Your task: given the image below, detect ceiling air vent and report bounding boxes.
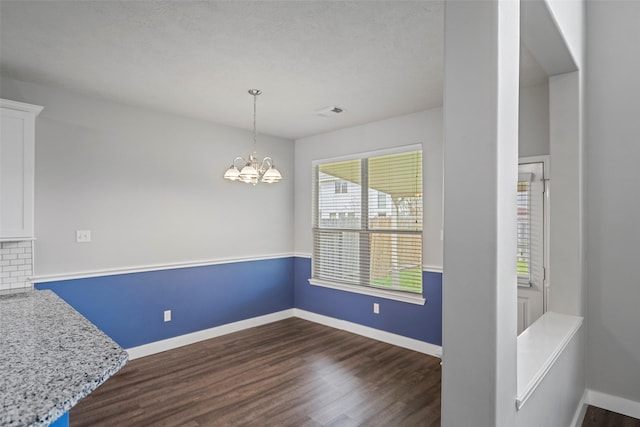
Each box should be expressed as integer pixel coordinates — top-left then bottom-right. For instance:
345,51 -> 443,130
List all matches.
316,105 -> 346,117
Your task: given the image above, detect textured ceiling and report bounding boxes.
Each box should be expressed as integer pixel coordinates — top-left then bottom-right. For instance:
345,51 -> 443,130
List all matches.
0,1 -> 545,140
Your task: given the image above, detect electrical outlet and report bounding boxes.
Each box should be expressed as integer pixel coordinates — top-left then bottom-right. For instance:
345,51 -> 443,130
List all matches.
373,303 -> 380,314
164,310 -> 171,322
76,230 -> 91,243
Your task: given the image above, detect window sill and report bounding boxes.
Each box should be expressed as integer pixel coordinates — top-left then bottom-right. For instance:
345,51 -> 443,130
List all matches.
516,311 -> 583,410
308,278 -> 426,305
0,237 -> 36,242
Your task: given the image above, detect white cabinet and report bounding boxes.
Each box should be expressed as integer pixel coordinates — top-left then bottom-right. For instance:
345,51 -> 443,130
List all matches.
1,99 -> 43,240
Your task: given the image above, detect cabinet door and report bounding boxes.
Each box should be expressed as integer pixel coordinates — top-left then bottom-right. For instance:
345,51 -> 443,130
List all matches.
1,107 -> 35,238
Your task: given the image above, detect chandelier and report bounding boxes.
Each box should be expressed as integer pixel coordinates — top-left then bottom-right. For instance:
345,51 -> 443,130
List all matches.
223,89 -> 282,185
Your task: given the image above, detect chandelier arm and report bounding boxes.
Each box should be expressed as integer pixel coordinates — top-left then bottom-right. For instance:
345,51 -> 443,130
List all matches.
232,156 -> 246,169
259,157 -> 273,173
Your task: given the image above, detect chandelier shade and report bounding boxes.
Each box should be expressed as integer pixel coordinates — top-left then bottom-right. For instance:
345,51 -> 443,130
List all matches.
224,89 -> 282,185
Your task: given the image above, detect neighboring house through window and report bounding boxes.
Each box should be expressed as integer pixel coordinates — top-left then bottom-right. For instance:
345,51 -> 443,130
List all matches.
334,180 -> 348,194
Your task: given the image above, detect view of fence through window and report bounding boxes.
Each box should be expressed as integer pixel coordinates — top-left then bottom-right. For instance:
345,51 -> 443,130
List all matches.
312,149 -> 423,294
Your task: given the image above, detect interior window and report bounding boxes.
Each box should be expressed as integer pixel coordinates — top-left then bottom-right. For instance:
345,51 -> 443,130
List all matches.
517,161 -> 547,334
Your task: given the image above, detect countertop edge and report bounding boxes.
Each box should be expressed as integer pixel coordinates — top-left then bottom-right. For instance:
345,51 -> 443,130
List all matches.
33,351 -> 129,427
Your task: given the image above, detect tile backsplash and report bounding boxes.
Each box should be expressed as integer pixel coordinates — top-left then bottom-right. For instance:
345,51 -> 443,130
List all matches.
0,241 -> 33,292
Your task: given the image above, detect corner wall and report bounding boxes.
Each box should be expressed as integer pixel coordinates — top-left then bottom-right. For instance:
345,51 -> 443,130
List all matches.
3,76 -> 443,354
585,0 -> 640,407
441,2 -> 519,425
519,81 -> 550,158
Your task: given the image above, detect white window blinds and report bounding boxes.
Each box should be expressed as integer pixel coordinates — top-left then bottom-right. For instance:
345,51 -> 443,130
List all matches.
517,174 -> 532,285
312,148 -> 423,294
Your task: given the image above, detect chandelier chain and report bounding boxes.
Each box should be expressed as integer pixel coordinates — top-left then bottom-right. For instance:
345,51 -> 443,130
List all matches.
253,91 -> 257,150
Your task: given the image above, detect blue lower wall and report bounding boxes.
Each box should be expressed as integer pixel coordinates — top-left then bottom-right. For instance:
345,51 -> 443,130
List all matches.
50,412 -> 69,427
36,258 -> 295,348
294,257 -> 442,346
37,256 -> 442,349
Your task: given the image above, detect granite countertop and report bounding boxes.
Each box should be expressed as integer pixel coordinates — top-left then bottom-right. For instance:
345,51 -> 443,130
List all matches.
0,290 -> 128,426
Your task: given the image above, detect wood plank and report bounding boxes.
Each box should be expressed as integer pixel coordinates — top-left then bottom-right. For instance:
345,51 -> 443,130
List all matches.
582,406 -> 640,427
71,318 -> 441,426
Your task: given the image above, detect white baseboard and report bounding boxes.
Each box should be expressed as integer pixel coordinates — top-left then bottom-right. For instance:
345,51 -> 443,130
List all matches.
126,308 -> 443,361
584,389 -> 640,420
570,389 -> 589,427
293,308 -> 442,358
126,309 -> 294,359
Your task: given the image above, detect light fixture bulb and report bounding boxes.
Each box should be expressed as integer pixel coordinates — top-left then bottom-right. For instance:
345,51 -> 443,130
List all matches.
224,165 -> 240,181
261,166 -> 282,183
239,164 -> 259,180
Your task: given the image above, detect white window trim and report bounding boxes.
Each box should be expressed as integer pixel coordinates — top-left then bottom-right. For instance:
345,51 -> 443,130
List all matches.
311,143 -> 425,305
311,143 -> 423,168
308,278 -> 426,305
519,155 -> 551,311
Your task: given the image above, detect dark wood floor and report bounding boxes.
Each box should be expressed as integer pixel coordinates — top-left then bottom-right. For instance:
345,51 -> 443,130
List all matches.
582,406 -> 640,427
72,317 -> 640,427
71,318 -> 441,427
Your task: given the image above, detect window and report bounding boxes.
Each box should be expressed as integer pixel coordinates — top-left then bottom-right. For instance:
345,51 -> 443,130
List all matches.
311,147 -> 423,300
334,180 -> 348,194
516,160 -> 547,334
517,177 -> 531,285
377,192 -> 387,209
517,167 -> 545,289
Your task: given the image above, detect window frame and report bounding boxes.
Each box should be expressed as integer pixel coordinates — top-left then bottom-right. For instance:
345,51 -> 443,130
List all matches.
309,144 -> 426,305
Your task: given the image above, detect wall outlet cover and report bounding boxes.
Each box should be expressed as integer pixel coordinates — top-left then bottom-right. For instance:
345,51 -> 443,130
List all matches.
76,230 -> 91,243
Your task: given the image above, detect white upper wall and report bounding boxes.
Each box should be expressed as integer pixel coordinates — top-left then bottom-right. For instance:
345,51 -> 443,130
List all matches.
548,71 -> 583,316
294,109 -> 443,270
0,77 -> 295,276
546,0 -> 585,68
519,81 -> 549,158
585,0 -> 640,404
0,72 -> 548,278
